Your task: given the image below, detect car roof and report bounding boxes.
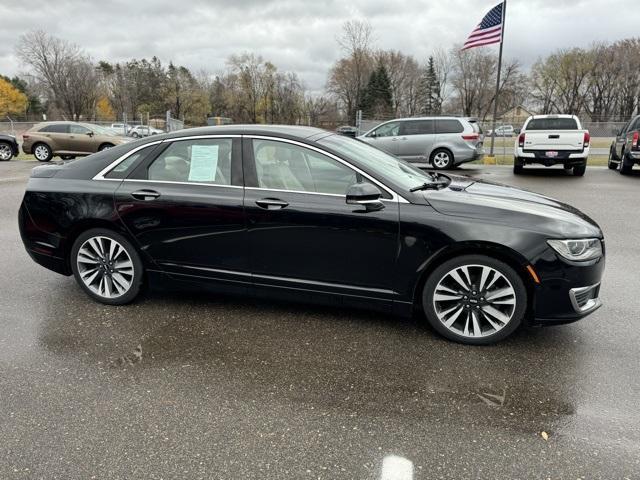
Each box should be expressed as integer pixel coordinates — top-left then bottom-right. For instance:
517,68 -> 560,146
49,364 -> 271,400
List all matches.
160,124 -> 328,140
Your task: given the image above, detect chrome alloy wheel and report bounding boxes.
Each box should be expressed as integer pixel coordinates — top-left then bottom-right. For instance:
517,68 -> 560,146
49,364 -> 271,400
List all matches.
76,236 -> 135,299
0,143 -> 12,160
34,144 -> 50,161
432,264 -> 517,338
433,151 -> 451,168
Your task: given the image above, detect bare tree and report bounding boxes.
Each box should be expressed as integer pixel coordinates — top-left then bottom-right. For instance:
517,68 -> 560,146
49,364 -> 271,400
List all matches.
16,30 -> 98,119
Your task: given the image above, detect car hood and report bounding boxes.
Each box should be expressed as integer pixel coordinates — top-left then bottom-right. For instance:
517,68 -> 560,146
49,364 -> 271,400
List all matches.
424,175 -> 602,238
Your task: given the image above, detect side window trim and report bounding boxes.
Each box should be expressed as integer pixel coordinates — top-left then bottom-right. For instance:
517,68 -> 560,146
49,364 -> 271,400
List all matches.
244,135 -> 401,201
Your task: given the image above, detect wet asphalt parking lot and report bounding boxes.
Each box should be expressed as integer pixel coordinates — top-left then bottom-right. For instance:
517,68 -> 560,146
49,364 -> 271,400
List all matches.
1,160 -> 639,480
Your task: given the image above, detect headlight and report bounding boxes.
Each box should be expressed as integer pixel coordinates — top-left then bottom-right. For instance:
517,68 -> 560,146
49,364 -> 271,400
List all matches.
547,238 -> 602,261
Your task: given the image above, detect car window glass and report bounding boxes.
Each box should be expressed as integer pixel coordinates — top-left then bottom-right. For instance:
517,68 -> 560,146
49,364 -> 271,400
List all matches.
147,138 -> 232,185
436,120 -> 464,134
372,122 -> 400,137
526,118 -> 578,130
401,120 -> 434,136
40,124 -> 69,133
70,124 -> 92,135
253,139 -> 363,195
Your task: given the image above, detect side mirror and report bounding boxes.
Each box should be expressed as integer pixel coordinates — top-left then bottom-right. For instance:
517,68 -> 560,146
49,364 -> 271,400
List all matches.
514,128 -> 521,134
346,182 -> 384,212
368,131 -> 377,138
86,131 -> 94,137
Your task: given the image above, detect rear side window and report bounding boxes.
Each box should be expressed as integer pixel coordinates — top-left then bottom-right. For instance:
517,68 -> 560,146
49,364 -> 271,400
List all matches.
526,118 -> 578,130
436,120 -> 464,134
39,124 -> 69,133
401,120 -> 435,136
147,138 -> 233,185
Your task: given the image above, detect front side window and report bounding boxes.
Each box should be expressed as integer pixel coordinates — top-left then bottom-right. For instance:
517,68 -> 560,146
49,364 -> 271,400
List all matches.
70,124 -> 92,135
147,138 -> 233,185
39,124 -> 69,133
372,122 -> 400,138
252,139 -> 361,195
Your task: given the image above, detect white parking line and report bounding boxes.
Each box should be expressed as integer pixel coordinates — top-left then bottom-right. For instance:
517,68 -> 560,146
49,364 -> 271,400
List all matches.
380,455 -> 413,480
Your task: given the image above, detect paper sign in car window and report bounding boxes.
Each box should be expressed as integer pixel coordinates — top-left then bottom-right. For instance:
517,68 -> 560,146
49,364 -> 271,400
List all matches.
188,145 -> 219,182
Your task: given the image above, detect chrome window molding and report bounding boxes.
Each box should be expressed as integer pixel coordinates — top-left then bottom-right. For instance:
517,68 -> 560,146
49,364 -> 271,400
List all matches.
92,133 -> 410,204
246,135 -> 409,203
123,178 -> 243,189
245,186 -> 396,202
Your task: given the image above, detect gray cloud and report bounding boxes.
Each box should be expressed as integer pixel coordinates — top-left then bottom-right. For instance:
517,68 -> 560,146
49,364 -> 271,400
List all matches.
1,0 -> 638,93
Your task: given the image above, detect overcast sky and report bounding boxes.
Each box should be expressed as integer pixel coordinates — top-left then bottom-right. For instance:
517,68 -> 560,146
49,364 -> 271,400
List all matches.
1,0 -> 638,93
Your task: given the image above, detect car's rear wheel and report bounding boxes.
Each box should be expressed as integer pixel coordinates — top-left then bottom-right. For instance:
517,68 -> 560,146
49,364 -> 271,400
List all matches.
513,157 -> 523,174
33,143 -> 53,162
619,153 -> 633,175
422,255 -> 527,345
431,149 -> 454,170
573,164 -> 586,176
0,141 -> 14,161
608,148 -> 618,170
70,228 -> 143,305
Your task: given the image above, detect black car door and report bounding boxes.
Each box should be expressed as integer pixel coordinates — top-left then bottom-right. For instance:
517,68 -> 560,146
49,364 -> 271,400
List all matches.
114,135 -> 248,293
242,136 -> 400,305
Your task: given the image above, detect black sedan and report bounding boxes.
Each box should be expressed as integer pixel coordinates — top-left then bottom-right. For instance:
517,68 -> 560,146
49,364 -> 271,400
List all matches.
18,125 -> 605,344
0,133 -> 20,161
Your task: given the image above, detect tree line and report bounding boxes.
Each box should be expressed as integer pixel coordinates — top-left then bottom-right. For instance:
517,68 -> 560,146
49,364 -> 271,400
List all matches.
4,26 -> 640,127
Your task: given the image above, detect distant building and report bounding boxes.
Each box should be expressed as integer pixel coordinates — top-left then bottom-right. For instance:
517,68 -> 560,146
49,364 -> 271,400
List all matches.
498,105 -> 537,127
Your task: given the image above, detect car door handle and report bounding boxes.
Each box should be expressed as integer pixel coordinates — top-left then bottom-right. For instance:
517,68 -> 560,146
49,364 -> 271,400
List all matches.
255,198 -> 289,210
391,137 -> 398,141
131,189 -> 161,201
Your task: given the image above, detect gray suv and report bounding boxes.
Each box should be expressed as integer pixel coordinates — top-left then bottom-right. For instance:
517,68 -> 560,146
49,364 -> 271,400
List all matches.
358,117 -> 484,169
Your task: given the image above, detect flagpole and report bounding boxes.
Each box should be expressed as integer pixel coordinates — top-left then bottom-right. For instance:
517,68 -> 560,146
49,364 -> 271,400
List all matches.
488,0 -> 506,158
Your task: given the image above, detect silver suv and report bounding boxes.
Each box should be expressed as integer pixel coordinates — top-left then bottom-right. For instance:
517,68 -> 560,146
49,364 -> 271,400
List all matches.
358,117 -> 484,169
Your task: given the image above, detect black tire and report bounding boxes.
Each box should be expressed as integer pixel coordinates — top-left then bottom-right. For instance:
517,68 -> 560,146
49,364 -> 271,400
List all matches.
98,143 -> 115,152
620,153 -> 633,175
607,148 -> 618,170
513,157 -> 523,174
60,155 -> 76,160
131,132 -> 140,138
33,142 -> 53,162
573,164 -> 586,176
430,148 -> 454,170
70,228 -> 144,305
422,254 -> 527,345
0,141 -> 14,161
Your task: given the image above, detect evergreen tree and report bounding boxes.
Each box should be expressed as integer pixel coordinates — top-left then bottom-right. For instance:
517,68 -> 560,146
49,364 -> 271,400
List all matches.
358,63 -> 393,118
421,56 -> 441,115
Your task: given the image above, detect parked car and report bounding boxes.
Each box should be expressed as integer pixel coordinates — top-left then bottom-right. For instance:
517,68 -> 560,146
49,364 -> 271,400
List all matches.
359,117 -> 484,170
19,125 -> 604,345
487,125 -> 515,137
336,125 -> 359,138
22,122 -> 131,162
110,123 -> 131,136
608,114 -> 640,174
0,133 -> 20,161
128,125 -> 163,138
514,115 -> 590,176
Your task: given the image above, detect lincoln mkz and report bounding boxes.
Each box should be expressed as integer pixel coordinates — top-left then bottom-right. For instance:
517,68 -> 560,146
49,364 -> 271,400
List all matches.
19,125 -> 605,344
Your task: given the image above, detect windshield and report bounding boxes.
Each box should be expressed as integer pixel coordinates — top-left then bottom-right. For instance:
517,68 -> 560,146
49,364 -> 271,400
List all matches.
87,124 -> 117,136
318,134 -> 433,192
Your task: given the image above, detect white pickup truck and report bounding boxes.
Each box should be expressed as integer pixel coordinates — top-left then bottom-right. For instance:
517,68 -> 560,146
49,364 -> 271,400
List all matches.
514,114 -> 590,176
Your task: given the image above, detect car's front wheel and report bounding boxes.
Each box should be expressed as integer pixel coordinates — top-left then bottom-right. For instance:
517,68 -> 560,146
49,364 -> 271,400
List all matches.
70,228 -> 143,305
422,255 -> 527,345
99,143 -> 115,151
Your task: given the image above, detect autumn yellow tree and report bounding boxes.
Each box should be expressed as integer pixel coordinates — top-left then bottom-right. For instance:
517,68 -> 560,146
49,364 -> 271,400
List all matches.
0,77 -> 28,117
96,96 -> 115,120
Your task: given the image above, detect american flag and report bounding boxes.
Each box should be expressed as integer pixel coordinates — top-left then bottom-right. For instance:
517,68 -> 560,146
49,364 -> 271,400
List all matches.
462,2 -> 504,50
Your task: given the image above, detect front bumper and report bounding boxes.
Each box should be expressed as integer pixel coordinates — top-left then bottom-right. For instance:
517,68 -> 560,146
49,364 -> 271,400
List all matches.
531,246 -> 605,325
